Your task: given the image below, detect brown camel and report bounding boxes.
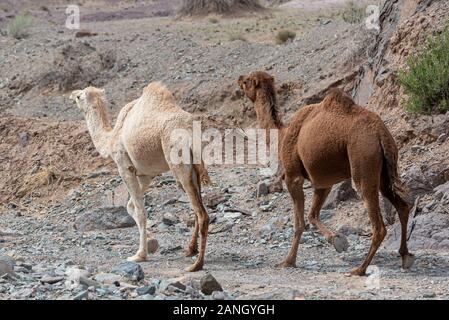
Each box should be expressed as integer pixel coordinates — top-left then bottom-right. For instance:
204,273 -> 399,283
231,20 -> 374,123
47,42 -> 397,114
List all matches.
238,71 -> 414,276
70,83 -> 211,272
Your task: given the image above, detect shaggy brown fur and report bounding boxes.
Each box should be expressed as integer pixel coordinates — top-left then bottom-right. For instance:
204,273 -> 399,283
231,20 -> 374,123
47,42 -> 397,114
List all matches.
239,71 -> 414,276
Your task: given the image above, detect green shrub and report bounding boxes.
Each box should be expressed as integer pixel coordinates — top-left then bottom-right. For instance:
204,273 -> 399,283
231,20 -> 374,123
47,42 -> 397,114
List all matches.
209,17 -> 219,24
275,29 -> 296,44
398,26 -> 449,114
341,1 -> 365,24
8,14 -> 33,39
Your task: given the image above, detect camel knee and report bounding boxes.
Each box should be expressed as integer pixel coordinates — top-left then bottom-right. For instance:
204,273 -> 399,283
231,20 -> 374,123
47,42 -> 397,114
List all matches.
127,200 -> 135,214
199,214 -> 210,231
373,226 -> 387,243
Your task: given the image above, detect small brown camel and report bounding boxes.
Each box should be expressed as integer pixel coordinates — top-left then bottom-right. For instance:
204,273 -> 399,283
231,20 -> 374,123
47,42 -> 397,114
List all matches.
238,71 -> 414,276
70,83 -> 211,272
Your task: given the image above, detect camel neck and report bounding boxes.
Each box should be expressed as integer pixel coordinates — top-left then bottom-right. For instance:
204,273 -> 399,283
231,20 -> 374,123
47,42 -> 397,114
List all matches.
84,98 -> 113,158
254,90 -> 285,131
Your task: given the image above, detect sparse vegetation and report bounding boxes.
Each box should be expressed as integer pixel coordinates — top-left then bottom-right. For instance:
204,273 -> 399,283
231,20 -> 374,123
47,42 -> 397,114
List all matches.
0,3 -> 9,12
275,29 -> 296,44
229,33 -> 247,42
398,26 -> 449,114
8,14 -> 33,39
209,17 -> 219,24
179,0 -> 263,16
340,0 -> 365,24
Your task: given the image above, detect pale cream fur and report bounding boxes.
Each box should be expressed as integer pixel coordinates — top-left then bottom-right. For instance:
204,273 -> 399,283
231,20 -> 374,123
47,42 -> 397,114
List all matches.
70,83 -> 211,272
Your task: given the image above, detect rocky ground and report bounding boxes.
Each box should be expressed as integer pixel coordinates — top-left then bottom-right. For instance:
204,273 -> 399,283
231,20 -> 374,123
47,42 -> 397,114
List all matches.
1,0 -> 449,300
1,166 -> 449,300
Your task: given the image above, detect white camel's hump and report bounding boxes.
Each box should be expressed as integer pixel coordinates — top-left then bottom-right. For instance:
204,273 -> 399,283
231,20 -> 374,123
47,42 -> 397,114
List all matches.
141,82 -> 175,105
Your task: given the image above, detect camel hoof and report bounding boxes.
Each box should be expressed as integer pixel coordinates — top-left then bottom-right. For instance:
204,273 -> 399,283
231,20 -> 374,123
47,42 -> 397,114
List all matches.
345,267 -> 366,277
333,233 -> 349,253
402,254 -> 415,269
185,248 -> 198,257
186,263 -> 203,272
276,261 -> 296,268
127,254 -> 148,263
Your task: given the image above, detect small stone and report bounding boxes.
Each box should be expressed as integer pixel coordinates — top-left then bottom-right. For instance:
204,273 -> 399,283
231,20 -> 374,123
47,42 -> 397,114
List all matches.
147,238 -> 159,254
257,181 -> 269,197
200,273 -> 223,295
168,281 -> 186,292
203,192 -> 227,208
136,285 -> 156,296
18,132 -> 29,147
112,261 -> 144,281
40,275 -> 64,284
212,291 -> 226,300
162,212 -> 178,226
73,290 -> 89,300
79,276 -> 100,288
223,212 -> 243,220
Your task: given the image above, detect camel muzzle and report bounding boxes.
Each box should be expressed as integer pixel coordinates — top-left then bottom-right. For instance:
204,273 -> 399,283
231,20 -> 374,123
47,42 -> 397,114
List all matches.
69,90 -> 82,103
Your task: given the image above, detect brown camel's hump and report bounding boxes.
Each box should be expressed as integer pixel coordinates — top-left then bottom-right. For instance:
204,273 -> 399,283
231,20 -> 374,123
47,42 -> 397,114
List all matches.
142,82 -> 175,105
321,88 -> 357,113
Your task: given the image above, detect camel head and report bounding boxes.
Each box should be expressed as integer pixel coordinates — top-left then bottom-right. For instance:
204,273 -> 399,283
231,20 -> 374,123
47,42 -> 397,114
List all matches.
69,87 -> 106,113
238,71 -> 275,102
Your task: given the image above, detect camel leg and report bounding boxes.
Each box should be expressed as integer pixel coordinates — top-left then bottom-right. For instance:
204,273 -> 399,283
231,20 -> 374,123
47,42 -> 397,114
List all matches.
308,188 -> 334,240
349,184 -> 386,276
186,215 -> 199,257
137,175 -> 157,244
380,180 -> 414,269
114,153 -> 148,262
308,188 -> 349,253
172,165 -> 209,272
278,174 -> 305,268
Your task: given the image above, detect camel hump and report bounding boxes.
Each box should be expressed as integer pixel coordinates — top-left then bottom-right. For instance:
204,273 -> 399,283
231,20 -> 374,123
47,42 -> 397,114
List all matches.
322,88 -> 356,111
142,82 -> 175,104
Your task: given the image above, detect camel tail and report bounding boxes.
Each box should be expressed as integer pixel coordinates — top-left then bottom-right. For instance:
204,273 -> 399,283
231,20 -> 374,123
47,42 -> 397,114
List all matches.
194,162 -> 212,186
188,147 -> 212,187
379,127 -> 412,206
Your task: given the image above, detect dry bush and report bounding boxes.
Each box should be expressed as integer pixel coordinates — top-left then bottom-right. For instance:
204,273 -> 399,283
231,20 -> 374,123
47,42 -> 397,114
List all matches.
275,29 -> 296,44
8,14 -> 33,39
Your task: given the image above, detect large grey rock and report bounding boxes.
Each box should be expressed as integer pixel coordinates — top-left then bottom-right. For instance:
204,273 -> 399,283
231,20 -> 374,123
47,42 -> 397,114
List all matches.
102,183 -> 129,208
323,180 -> 359,209
0,254 -> 15,277
385,213 -> 449,250
402,164 -> 447,198
74,207 -> 135,231
200,273 -> 223,295
136,285 -> 156,296
93,273 -> 125,285
111,261 -> 144,281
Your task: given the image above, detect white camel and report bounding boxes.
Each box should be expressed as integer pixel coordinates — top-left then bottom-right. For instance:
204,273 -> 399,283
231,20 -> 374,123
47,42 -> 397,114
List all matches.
70,83 -> 211,272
